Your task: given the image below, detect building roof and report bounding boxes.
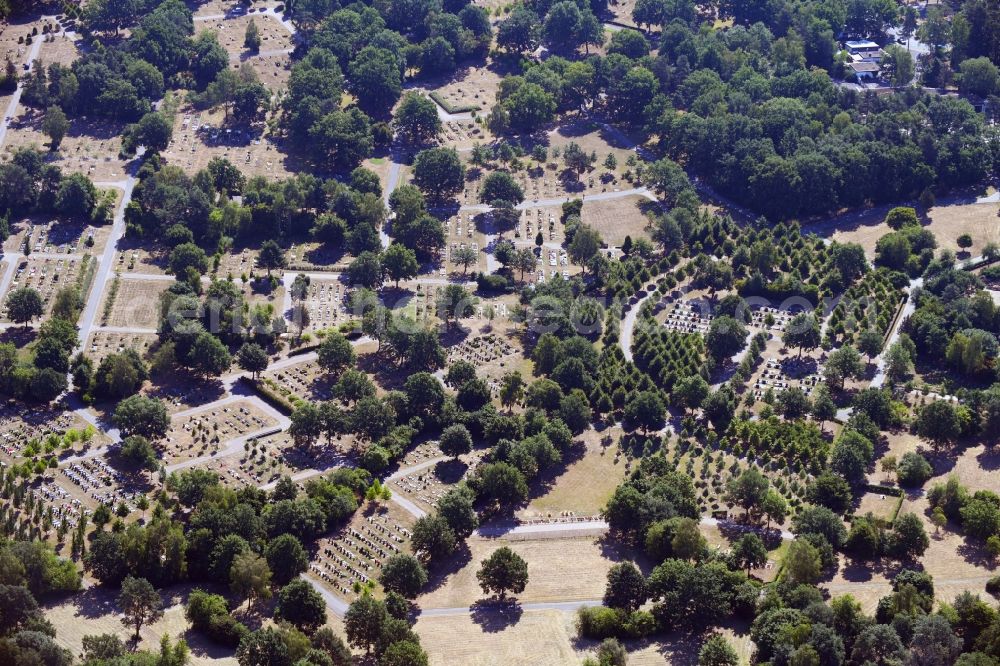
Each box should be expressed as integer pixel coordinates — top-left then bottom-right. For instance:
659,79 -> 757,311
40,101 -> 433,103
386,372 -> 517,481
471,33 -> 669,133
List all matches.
845,40 -> 880,50
848,61 -> 880,73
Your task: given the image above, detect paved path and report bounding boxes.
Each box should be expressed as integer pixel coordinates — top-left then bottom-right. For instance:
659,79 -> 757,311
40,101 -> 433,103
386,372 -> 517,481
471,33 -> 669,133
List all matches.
0,24 -> 45,149
619,284 -> 660,362
474,516 -> 793,541
76,176 -> 138,350
870,277 -> 923,388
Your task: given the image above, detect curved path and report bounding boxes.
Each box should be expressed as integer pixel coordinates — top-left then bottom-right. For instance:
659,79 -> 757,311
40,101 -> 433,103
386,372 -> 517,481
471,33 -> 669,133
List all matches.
619,283 -> 661,362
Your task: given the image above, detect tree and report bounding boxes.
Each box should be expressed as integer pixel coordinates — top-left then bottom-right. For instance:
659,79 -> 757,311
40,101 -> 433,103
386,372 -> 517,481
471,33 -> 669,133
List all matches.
119,435 -> 158,471
439,424 -> 472,459
783,539 -> 822,585
825,346 -> 864,390
908,614 -> 962,666
603,562 -> 646,612
382,641 -> 429,666
857,328 -> 884,367
914,400 -> 964,450
891,513 -> 929,560
783,313 -> 821,357
675,375 -> 709,414
42,105 -> 69,150
237,342 -> 269,379
244,18 -> 261,52
236,626 -> 289,666
699,633 -> 739,666
499,371 -> 525,411
411,515 -> 457,562
725,468 -> 769,521
624,390 -> 666,434
187,332 -> 232,376
230,551 -> 272,613
497,6 -> 541,53
393,93 -> 441,144
761,490 -> 788,528
6,287 -> 43,328
265,535 -> 308,586
809,463 -> 855,512
706,316 -> 748,361
257,240 -> 285,277
382,243 -> 419,288
412,147 -> 464,201
896,452 -> 933,487
274,579 -> 326,633
476,547 -> 528,600
379,554 -> 428,599
730,532 -> 768,577
475,462 -> 528,508
568,225 -> 602,272
113,395 -> 169,439
118,576 -> 163,639
452,246 -> 478,275
480,171 -> 524,207
344,594 -> 387,655
960,57 -> 1000,97
810,384 -> 837,431
883,44 -> 915,87
317,332 -> 356,378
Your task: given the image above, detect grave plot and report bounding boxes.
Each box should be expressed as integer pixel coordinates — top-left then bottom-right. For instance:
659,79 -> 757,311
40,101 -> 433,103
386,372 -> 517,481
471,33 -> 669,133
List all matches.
163,104 -> 299,180
85,331 -> 156,365
1,256 -> 83,321
59,456 -> 147,516
193,430 -> 303,491
287,241 -> 349,271
661,299 -> 712,335
3,112 -> 130,182
0,16 -> 64,70
854,490 -> 902,523
580,194 -> 653,247
0,407 -> 104,463
114,245 -> 168,275
161,401 -> 278,465
206,13 -> 293,62
748,305 -> 793,334
749,354 -> 825,403
419,64 -> 501,114
296,279 -> 352,334
438,119 -> 487,150
261,358 -> 336,404
391,448 -> 485,514
310,503 -> 414,601
98,278 -> 168,329
511,206 -> 568,249
12,218 -> 109,256
445,332 -> 518,396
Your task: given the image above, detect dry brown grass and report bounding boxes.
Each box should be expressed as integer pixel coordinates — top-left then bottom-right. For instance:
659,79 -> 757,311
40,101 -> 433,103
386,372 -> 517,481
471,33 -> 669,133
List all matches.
99,278 -> 169,329
581,194 -> 652,247
419,535 -> 630,609
3,110 -> 130,182
523,426 -> 626,519
84,330 -> 157,365
830,202 -> 1000,259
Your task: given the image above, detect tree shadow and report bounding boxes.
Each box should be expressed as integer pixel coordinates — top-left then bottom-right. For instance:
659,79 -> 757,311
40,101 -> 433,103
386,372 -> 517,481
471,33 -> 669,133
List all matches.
469,597 -> 524,632
957,537 -> 999,570
421,541 -> 472,593
433,458 -> 468,484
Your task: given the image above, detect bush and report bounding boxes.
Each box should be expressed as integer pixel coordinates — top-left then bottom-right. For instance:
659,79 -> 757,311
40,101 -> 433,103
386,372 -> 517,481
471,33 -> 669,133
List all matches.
896,452 -> 933,487
207,613 -> 249,647
576,606 -> 624,639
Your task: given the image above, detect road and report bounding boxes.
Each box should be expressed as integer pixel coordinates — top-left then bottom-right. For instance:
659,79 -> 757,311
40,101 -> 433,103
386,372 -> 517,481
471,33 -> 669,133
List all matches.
618,284 -> 660,362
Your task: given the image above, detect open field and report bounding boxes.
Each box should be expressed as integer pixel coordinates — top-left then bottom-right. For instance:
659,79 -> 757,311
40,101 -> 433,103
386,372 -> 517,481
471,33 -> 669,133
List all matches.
419,535 -> 633,609
523,426 -> 627,519
581,194 -> 653,247
828,202 -> 1000,258
98,277 -> 168,329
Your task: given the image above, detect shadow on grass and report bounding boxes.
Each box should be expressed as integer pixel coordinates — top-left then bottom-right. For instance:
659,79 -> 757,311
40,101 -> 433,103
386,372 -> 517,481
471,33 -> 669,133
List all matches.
469,597 -> 524,632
